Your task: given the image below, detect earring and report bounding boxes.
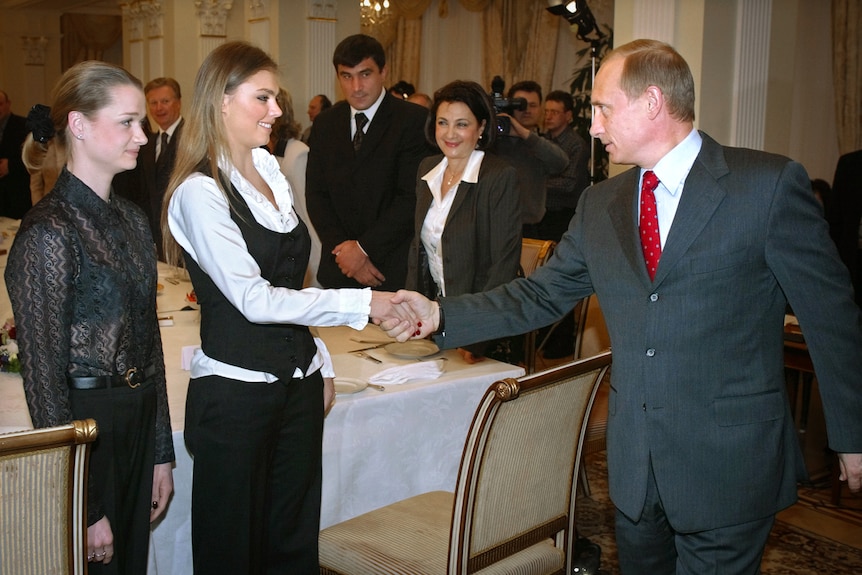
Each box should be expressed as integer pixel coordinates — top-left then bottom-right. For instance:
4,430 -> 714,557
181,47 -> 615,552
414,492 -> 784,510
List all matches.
76,134 -> 84,140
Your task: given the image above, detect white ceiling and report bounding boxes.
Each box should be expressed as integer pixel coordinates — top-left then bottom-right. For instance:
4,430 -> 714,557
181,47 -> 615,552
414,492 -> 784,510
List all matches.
0,0 -> 121,14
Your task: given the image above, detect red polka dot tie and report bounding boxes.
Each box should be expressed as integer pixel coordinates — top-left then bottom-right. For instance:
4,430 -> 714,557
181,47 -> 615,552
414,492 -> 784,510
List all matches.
639,170 -> 661,280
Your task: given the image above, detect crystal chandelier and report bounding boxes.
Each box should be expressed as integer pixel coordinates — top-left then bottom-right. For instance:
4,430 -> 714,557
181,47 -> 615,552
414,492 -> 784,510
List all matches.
360,0 -> 391,28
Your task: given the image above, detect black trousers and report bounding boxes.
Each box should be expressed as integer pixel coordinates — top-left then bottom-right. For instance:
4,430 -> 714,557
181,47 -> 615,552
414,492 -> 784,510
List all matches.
184,371 -> 325,575
70,383 -> 157,575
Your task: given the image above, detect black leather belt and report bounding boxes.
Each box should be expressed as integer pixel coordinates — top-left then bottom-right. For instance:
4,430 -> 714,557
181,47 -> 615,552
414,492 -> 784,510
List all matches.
67,366 -> 157,390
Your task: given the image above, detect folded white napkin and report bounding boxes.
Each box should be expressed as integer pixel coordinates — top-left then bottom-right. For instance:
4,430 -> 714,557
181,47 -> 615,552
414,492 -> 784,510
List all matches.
369,359 -> 445,385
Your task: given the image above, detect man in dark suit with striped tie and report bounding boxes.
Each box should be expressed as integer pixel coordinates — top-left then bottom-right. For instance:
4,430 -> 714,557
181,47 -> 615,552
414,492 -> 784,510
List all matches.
306,34 -> 429,290
114,77 -> 183,259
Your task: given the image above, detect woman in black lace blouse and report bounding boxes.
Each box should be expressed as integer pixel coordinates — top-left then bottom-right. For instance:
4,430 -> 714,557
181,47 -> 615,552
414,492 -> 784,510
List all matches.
6,61 -> 174,574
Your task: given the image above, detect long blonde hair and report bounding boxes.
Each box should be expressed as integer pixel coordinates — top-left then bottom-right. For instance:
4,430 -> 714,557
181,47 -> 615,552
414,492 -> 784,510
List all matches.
161,41 -> 278,266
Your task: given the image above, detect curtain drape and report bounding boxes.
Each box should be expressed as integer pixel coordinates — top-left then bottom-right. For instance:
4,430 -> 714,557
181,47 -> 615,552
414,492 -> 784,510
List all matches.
367,0 -> 559,98
832,0 -> 862,154
60,14 -> 122,72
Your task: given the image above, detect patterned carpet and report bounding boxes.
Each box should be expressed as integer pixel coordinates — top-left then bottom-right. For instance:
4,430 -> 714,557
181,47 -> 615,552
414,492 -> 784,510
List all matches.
575,452 -> 862,574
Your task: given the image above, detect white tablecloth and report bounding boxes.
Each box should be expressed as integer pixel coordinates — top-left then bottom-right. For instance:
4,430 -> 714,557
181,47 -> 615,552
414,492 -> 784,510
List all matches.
0,229 -> 525,574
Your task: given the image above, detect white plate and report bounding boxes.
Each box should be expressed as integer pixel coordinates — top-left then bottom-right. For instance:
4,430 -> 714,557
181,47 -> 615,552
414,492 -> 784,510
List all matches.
383,340 -> 440,359
334,377 -> 368,394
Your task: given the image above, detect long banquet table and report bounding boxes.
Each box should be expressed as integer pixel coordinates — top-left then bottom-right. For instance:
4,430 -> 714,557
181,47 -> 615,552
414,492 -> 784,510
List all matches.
0,217 -> 525,574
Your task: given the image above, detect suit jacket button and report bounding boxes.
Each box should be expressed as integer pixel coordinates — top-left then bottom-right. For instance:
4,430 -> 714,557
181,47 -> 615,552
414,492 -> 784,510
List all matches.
650,293 -> 659,302
646,348 -> 656,357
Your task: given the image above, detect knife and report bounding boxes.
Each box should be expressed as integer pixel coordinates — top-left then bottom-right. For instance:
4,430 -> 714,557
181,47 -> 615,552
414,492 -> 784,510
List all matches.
347,342 -> 389,353
353,351 -> 382,364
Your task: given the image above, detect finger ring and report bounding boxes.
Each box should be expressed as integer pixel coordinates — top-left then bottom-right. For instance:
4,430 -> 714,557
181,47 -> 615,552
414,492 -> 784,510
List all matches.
88,554 -> 94,561
152,500 -> 159,509
96,552 -> 105,558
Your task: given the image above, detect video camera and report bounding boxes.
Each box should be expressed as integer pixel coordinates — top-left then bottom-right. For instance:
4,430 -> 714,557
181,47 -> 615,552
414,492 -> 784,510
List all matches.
490,76 -> 527,135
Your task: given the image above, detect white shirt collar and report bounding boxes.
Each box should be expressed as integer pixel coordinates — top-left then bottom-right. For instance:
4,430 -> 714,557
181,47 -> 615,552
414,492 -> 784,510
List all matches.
160,116 -> 183,139
645,129 -> 702,196
351,88 -> 386,125
217,148 -> 298,224
422,149 -> 485,185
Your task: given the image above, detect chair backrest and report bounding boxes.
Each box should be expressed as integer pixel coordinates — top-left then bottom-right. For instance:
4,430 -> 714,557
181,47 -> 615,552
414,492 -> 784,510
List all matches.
519,238 -> 556,278
0,419 -> 98,575
448,351 -> 612,574
521,238 -> 557,374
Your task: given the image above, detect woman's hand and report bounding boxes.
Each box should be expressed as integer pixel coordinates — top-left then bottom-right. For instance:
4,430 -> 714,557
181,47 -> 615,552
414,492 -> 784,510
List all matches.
87,516 -> 114,564
150,462 -> 174,522
324,377 -> 335,416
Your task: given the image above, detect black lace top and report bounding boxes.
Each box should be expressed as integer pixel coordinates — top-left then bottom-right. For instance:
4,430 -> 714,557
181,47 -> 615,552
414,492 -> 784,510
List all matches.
5,168 -> 174,464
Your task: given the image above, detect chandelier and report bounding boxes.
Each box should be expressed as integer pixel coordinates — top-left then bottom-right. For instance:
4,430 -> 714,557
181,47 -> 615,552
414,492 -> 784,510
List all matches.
360,0 -> 392,28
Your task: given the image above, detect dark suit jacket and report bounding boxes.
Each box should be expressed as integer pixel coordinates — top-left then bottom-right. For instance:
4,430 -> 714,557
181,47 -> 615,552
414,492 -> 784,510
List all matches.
436,132 -> 862,532
828,149 -> 862,306
406,154 -> 521,356
305,94 -> 429,290
0,113 -> 32,219
406,153 -> 521,297
114,120 -> 183,258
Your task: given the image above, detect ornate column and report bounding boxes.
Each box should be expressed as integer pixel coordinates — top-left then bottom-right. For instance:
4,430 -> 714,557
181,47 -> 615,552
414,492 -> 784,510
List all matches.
731,0 -> 772,149
122,1 -> 151,83
21,36 -> 49,67
142,1 -> 166,79
308,0 -> 338,102
196,0 -> 233,56
632,0 -> 676,44
20,36 -> 50,103
248,0 -> 271,49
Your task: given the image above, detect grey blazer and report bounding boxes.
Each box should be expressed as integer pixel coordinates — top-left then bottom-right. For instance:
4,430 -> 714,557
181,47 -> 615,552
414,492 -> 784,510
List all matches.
437,132 -> 862,532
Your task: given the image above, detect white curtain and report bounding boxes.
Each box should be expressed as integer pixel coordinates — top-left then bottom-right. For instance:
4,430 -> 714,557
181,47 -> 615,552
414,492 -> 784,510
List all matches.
417,0 -> 486,95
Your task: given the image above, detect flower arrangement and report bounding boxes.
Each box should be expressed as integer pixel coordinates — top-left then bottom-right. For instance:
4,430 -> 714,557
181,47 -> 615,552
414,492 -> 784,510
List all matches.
0,319 -> 20,373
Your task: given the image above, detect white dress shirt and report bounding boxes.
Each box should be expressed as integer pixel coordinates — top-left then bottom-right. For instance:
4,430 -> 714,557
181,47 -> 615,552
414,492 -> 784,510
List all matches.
639,129 -> 703,248
419,150 -> 485,296
351,87 -> 386,138
156,116 -> 183,159
167,147 -> 371,382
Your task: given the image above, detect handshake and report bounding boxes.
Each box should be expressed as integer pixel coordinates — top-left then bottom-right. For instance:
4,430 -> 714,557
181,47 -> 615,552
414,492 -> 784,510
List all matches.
369,290 -> 440,341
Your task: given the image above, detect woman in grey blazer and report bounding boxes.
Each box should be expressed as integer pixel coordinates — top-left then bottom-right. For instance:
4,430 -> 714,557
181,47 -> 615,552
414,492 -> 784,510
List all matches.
405,80 -> 521,362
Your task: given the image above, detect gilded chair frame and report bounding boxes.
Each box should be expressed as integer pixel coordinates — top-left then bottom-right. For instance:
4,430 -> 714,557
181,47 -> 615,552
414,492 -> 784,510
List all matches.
0,419 -> 98,575
520,238 -> 556,374
447,352 -> 611,574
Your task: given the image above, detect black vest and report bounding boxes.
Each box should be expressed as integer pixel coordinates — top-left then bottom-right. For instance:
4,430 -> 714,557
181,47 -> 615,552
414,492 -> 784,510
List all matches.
183,169 -> 316,381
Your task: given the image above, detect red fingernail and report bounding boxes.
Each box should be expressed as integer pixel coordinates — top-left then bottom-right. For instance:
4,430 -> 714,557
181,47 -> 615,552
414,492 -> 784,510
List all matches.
417,322 -> 422,327
414,330 -> 420,336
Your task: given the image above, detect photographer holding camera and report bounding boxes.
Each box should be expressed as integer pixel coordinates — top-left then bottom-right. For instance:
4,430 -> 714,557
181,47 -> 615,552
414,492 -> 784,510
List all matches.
489,79 -> 569,237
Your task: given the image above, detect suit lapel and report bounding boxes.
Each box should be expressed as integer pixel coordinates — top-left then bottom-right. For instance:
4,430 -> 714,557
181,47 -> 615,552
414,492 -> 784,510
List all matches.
448,179 -> 473,222
608,168 -> 647,282
355,94 -> 393,160
416,178 -> 433,231
607,135 -> 731,286
653,134 -> 729,284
